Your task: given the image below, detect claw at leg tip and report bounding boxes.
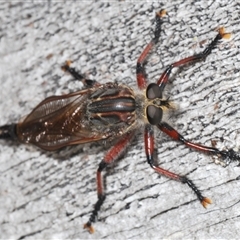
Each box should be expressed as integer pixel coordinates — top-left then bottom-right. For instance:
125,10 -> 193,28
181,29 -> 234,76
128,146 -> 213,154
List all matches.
61,60 -> 71,71
156,9 -> 167,18
201,197 -> 212,208
83,223 -> 95,234
218,27 -> 231,39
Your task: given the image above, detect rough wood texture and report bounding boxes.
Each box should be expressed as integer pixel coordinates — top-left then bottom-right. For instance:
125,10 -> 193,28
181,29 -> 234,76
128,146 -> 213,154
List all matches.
0,1 -> 240,239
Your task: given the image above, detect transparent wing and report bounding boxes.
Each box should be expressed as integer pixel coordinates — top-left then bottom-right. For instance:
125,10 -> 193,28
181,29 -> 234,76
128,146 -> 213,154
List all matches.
17,89 -> 106,150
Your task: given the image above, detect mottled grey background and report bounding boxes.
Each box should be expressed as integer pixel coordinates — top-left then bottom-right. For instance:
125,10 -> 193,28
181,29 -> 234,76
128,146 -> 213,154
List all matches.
0,1 -> 240,239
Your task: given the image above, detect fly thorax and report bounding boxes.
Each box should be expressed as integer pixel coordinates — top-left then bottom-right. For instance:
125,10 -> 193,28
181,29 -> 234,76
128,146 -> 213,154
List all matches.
86,84 -> 137,129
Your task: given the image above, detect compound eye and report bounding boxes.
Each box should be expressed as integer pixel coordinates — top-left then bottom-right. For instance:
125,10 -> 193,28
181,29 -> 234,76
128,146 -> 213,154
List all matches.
147,105 -> 163,125
146,83 -> 162,99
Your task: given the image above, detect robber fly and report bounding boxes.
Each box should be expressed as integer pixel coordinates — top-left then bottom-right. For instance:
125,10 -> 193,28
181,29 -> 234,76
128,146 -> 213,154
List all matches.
0,10 -> 239,233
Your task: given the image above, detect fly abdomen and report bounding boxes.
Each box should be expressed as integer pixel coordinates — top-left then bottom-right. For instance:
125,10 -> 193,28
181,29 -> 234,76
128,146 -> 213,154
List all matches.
0,124 -> 17,140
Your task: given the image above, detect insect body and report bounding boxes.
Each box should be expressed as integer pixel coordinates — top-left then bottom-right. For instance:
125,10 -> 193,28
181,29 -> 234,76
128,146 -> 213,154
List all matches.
16,83 -> 138,150
0,10 -> 239,233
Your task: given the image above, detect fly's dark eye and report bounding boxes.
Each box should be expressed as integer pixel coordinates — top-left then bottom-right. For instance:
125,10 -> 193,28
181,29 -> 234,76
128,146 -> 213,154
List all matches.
146,83 -> 162,99
147,105 -> 163,125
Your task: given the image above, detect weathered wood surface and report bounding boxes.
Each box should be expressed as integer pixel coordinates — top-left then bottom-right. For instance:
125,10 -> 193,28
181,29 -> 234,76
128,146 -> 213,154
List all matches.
0,1 -> 240,239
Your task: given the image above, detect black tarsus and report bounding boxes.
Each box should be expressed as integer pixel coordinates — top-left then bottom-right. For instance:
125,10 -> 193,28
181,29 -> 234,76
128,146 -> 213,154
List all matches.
61,61 -> 96,87
158,28 -> 226,92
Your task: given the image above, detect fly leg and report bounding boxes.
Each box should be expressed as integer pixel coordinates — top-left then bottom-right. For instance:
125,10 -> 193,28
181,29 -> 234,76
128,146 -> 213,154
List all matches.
61,60 -> 98,87
144,124 -> 212,207
84,132 -> 135,233
136,9 -> 166,89
158,122 -> 240,166
157,27 -> 231,91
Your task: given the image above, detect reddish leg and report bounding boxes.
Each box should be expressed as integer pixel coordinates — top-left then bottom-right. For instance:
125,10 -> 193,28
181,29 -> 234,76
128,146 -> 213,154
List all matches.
84,131 -> 135,233
136,10 -> 166,89
158,122 -> 240,165
144,124 -> 211,208
157,27 -> 231,91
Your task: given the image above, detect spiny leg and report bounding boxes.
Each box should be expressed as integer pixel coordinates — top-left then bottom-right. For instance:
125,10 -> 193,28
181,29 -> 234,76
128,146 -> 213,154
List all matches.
84,131 -> 135,234
144,124 -> 211,208
158,122 -> 240,165
136,10 -> 166,89
157,27 -> 231,91
61,60 -> 98,87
